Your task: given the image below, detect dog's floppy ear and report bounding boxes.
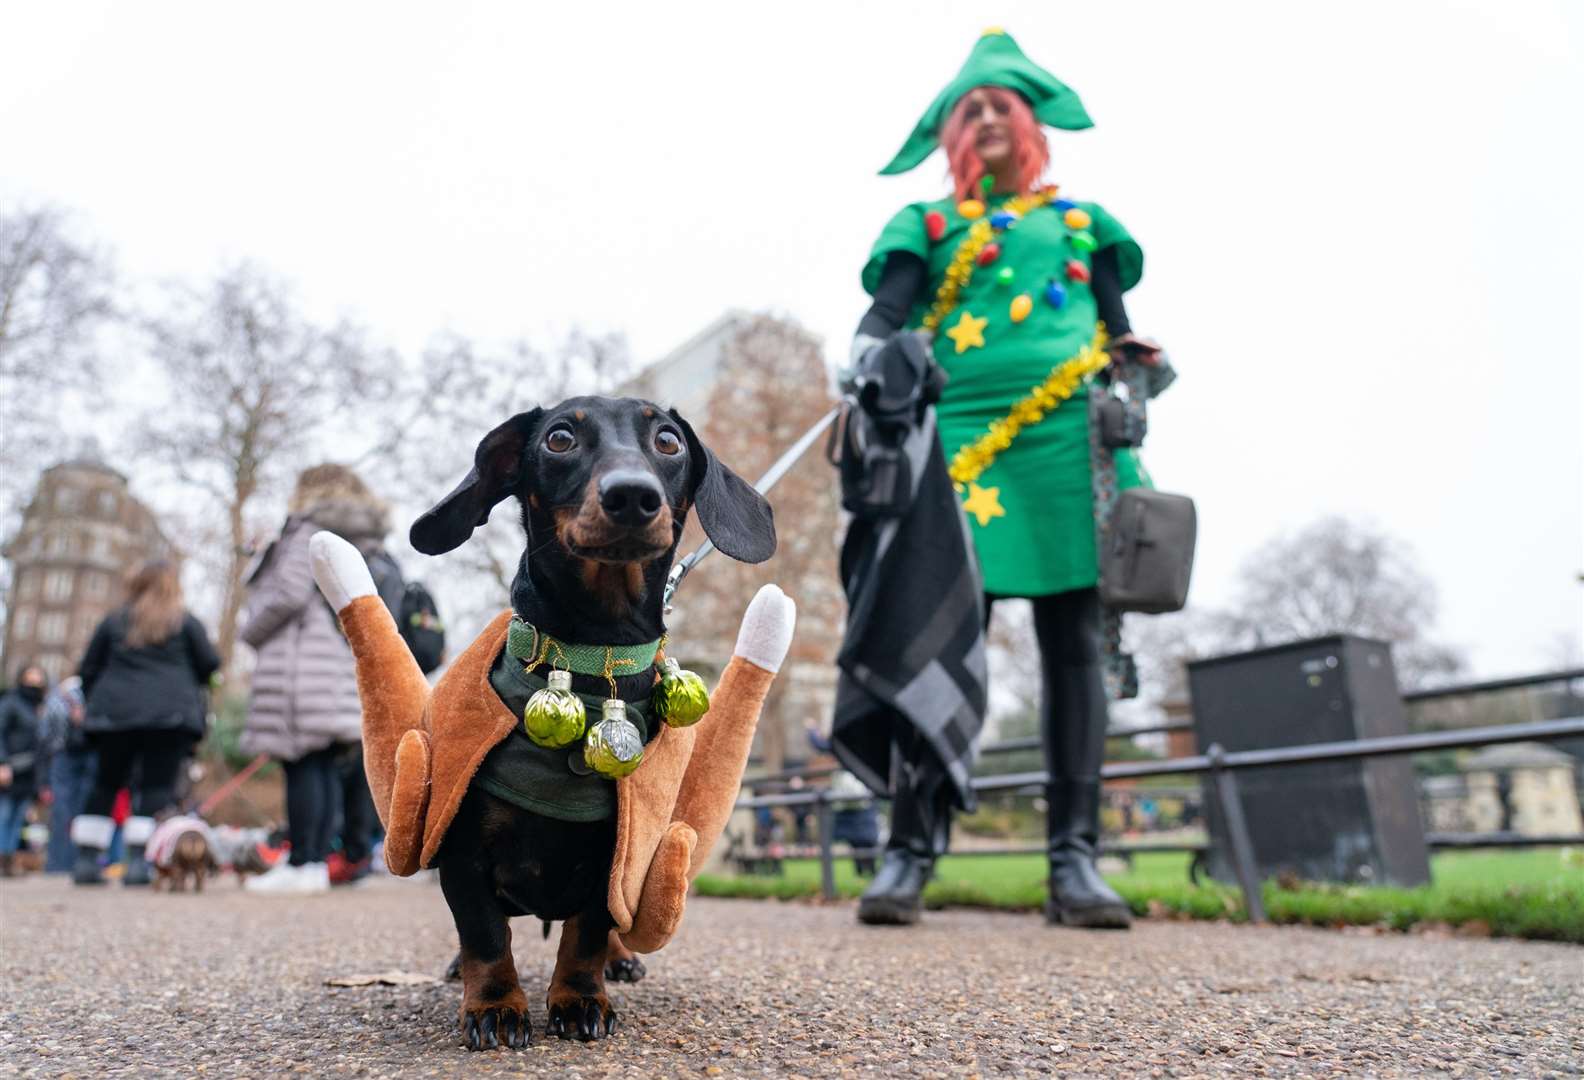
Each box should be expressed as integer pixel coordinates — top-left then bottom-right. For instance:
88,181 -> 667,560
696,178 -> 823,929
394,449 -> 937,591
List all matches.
410,409 -> 543,555
669,408 -> 776,564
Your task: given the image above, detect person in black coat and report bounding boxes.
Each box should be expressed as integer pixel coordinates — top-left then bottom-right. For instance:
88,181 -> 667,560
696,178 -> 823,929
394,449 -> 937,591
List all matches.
72,560 -> 220,886
0,660 -> 48,877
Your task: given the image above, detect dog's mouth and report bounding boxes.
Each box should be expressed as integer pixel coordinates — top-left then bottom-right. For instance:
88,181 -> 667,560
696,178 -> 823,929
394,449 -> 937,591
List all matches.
554,506 -> 675,566
562,536 -> 671,565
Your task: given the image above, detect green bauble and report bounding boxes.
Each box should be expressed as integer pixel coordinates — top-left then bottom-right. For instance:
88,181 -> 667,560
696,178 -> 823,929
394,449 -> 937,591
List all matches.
523,669 -> 587,749
584,699 -> 644,779
654,657 -> 711,729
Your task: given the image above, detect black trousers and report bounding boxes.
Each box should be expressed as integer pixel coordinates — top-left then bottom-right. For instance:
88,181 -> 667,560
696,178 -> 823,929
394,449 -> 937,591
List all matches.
83,729 -> 192,821
984,586 -> 1108,781
283,743 -> 378,866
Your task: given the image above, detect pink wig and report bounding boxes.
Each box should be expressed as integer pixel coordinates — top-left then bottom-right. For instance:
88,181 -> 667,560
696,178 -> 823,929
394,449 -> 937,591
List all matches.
941,86 -> 1051,202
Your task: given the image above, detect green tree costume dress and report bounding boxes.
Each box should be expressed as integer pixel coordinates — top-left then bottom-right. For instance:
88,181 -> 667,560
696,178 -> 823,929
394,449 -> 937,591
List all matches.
862,195 -> 1148,597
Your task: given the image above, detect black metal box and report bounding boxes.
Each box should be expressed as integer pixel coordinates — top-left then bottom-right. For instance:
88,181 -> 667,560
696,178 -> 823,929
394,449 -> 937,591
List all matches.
1188,635 -> 1431,887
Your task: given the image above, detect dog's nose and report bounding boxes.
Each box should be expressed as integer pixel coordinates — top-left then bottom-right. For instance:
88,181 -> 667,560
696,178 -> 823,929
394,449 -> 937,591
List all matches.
598,470 -> 664,527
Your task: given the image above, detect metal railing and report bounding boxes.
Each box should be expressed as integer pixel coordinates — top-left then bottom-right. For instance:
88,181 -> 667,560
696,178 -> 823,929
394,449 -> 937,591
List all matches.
730,668 -> 1584,922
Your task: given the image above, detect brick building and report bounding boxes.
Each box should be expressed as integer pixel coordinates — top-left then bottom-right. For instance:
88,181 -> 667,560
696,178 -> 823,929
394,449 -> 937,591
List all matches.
2,459 -> 170,683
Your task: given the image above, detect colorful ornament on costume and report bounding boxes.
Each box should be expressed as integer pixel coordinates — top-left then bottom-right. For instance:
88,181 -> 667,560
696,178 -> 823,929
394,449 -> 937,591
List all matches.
957,199 -> 985,220
924,210 -> 947,242
995,266 -> 1016,287
1009,294 -> 1033,323
522,669 -> 587,749
584,699 -> 644,779
1063,207 -> 1092,230
1065,259 -> 1091,284
1054,198 -> 1077,213
1070,230 -> 1097,253
1044,281 -> 1068,309
980,175 -> 995,196
976,242 -> 1001,267
654,657 -> 711,728
989,210 -> 1017,230
921,189 -> 1056,334
945,309 -> 988,354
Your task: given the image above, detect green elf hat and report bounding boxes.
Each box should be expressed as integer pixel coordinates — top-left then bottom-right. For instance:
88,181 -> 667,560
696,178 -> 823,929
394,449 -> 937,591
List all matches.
880,27 -> 1093,176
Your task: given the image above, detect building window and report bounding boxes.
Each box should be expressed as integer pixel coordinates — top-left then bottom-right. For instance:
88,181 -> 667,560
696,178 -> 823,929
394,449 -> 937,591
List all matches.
39,654 -> 64,681
46,531 -> 67,556
55,487 -> 82,512
44,571 -> 73,602
16,570 -> 38,599
84,572 -> 108,598
12,608 -> 33,640
96,490 -> 118,517
38,613 -> 68,644
91,535 -> 112,560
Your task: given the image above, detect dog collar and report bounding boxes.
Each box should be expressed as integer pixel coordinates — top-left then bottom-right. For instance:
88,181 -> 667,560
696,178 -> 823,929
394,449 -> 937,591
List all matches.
506,616 -> 662,679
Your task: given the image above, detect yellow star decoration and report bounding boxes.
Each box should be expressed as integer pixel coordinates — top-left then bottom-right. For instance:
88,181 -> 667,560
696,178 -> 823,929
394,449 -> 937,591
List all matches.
961,482 -> 1005,527
944,310 -> 987,354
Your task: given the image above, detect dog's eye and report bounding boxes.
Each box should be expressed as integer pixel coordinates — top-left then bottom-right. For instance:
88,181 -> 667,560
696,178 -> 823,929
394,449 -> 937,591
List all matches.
654,429 -> 682,456
545,426 -> 576,453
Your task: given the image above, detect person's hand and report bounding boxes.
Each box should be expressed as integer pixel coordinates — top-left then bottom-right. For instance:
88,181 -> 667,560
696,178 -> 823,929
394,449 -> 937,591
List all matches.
1109,333 -> 1165,366
0,764 -> 12,788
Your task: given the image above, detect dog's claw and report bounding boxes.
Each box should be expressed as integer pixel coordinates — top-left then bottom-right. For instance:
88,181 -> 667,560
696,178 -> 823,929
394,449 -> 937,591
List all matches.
547,996 -> 617,1042
461,1006 -> 532,1052
604,956 -> 646,983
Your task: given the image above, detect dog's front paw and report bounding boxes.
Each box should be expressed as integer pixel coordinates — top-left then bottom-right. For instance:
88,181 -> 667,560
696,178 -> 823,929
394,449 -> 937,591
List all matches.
546,987 -> 618,1041
460,1000 -> 533,1051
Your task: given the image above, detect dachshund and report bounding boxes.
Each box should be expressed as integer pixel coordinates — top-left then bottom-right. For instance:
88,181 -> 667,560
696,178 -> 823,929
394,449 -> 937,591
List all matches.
401,397 -> 776,1049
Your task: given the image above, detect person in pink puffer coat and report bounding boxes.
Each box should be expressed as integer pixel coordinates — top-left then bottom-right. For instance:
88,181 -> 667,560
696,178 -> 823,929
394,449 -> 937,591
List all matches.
240,464 -> 402,895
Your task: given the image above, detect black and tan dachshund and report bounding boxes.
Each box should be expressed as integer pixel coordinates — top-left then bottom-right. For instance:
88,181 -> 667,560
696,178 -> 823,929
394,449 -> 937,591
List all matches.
408,397 -> 775,1049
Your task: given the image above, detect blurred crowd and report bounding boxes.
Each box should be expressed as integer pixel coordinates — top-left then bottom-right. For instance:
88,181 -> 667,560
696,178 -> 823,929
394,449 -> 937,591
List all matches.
0,463 -> 422,895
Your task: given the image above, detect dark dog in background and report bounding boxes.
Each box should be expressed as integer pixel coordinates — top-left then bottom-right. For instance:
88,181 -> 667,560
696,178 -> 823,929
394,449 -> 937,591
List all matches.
408,397 -> 775,1048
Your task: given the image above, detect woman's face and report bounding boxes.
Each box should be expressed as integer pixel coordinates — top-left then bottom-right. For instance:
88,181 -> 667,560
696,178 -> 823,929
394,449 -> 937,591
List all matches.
959,87 -> 1015,172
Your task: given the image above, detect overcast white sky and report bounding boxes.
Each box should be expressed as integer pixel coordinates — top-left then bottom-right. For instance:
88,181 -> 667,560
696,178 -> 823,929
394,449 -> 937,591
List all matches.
4,0 -> 1581,678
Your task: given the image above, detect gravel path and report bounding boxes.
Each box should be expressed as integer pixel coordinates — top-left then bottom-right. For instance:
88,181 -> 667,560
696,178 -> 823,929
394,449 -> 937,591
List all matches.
1,874 -> 1579,1078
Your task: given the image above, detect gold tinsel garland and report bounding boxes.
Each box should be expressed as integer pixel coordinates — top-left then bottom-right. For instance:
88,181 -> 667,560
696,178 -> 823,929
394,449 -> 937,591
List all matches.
948,326 -> 1111,490
921,188 -> 1058,333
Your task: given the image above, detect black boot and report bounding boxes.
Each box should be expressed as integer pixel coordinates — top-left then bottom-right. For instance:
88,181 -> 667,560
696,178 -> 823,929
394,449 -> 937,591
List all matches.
123,845 -> 153,887
122,816 -> 156,887
1046,780 -> 1131,928
1035,591 -> 1131,930
858,731 -> 953,926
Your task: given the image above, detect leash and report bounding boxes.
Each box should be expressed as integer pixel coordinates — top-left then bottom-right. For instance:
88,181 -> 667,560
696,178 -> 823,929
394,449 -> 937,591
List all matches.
663,406 -> 840,613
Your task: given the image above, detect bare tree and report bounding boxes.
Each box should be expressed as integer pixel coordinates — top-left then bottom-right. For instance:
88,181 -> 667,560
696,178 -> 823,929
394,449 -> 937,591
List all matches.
671,314 -> 840,770
133,263 -> 395,680
0,203 -> 116,497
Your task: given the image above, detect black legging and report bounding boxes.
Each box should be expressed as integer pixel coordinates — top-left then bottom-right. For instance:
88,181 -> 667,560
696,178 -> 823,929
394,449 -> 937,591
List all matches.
84,729 -> 192,819
283,743 -> 378,866
985,586 -> 1108,781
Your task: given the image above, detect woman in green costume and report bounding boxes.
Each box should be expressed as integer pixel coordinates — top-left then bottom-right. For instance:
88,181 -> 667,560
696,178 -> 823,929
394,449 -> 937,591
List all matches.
848,29 -> 1170,929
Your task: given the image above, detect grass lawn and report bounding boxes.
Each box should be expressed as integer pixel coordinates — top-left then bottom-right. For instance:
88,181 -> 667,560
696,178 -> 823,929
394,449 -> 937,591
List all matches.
693,847 -> 1584,943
